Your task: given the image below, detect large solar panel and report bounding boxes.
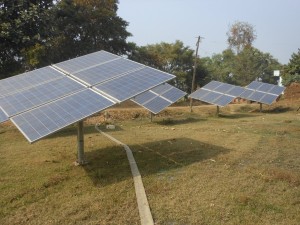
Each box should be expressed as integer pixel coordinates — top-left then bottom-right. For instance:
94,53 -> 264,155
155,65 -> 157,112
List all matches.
132,83 -> 186,114
0,66 -> 64,97
54,51 -> 119,74
93,67 -> 175,102
189,81 -> 245,107
11,89 -> 115,143
241,81 -> 285,105
0,77 -> 85,117
1,50 -> 177,143
0,107 -> 8,123
71,58 -> 144,86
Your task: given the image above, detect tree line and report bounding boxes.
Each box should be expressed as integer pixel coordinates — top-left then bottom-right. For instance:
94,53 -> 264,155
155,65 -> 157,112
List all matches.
1,0 -> 299,92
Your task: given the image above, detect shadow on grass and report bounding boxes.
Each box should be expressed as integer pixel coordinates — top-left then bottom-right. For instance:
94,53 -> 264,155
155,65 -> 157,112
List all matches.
217,113 -> 260,119
83,137 -> 229,187
263,106 -> 292,114
154,117 -> 204,126
47,125 -> 124,139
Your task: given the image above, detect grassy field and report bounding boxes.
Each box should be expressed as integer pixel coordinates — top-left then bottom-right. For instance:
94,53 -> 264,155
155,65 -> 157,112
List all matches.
0,101 -> 299,224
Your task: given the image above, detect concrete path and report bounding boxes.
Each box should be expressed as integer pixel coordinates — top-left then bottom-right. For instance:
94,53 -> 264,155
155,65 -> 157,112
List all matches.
95,125 -> 154,225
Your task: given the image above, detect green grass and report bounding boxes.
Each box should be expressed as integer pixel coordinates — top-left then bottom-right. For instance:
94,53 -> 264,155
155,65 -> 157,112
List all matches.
1,102 -> 300,224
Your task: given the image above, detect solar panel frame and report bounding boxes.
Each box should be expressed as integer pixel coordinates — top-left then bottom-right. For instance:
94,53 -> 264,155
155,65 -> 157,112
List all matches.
0,66 -> 64,97
142,96 -> 172,114
93,67 -> 175,102
11,89 -> 115,143
0,77 -> 85,117
54,50 -> 120,74
0,107 -> 8,123
71,58 -> 145,86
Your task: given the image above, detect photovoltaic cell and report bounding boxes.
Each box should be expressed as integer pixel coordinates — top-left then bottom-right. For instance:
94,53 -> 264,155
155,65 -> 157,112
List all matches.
150,83 -> 172,95
0,66 -> 64,97
226,86 -> 245,96
202,81 -> 223,90
54,51 -> 119,74
0,107 -> 8,123
0,77 -> 85,117
94,67 -> 175,102
11,89 -> 115,143
72,58 -> 144,85
242,81 -> 285,104
213,95 -> 234,106
133,91 -> 157,105
143,97 -> 171,114
161,87 -> 186,102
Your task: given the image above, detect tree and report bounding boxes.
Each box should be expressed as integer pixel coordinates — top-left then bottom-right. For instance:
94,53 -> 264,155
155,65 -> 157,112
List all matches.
0,0 -> 54,78
49,0 -> 131,63
227,21 -> 256,54
282,49 -> 300,85
128,40 -> 208,93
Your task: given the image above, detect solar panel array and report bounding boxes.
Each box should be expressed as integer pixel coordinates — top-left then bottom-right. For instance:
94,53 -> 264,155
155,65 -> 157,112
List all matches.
240,81 -> 285,105
0,50 -> 176,142
132,83 -> 186,114
189,81 -> 245,107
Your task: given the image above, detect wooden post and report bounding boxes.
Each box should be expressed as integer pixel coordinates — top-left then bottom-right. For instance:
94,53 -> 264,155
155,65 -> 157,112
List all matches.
149,112 -> 153,122
190,36 -> 201,112
76,120 -> 87,165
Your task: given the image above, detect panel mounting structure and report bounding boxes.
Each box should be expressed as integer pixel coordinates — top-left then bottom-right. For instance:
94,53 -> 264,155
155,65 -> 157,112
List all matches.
189,81 -> 245,107
240,81 -> 285,105
132,83 -> 186,114
0,50 -> 175,143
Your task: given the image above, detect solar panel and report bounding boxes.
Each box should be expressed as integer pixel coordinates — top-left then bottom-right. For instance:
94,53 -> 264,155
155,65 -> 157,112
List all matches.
242,81 -> 285,105
11,89 -> 115,143
190,81 -> 245,107
0,107 -> 8,123
143,97 -> 171,114
0,77 -> 85,117
71,58 -> 144,86
132,83 -> 186,114
0,66 -> 64,97
93,67 -> 175,102
54,50 -> 119,74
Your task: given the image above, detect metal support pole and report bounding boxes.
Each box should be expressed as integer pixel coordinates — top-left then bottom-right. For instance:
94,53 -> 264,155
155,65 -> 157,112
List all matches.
77,120 -> 86,165
259,103 -> 262,112
149,112 -> 153,122
216,106 -> 220,116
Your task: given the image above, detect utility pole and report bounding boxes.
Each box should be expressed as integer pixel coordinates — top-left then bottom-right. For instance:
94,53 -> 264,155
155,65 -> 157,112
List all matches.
190,36 -> 201,112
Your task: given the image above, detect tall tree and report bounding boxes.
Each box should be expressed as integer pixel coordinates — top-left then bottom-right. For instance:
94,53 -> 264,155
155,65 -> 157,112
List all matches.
49,0 -> 131,63
282,49 -> 300,85
227,21 -> 256,54
0,0 -> 54,78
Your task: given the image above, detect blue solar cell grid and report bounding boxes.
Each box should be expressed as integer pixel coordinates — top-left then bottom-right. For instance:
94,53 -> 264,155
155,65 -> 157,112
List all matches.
260,94 -> 278,105
250,91 -> 265,102
150,83 -> 172,95
247,81 -> 263,90
257,83 -> 274,92
0,77 -> 85,117
11,89 -> 115,142
0,107 -> 8,123
202,92 -> 223,103
213,95 -> 234,106
189,88 -> 210,99
0,66 -> 63,97
133,91 -> 157,105
269,85 -> 285,95
94,67 -> 174,102
240,89 -> 255,99
54,51 -> 119,74
202,81 -> 223,91
227,86 -> 245,96
73,58 -> 144,85
143,96 -> 171,114
161,87 -> 186,102
214,83 -> 234,94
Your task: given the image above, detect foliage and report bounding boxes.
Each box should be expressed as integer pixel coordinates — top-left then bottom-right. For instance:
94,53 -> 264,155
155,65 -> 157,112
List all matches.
227,21 -> 257,54
282,49 -> 300,85
0,0 -> 54,78
128,40 -> 209,93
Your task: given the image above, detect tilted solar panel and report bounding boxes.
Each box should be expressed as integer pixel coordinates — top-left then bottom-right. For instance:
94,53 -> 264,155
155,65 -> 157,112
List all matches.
132,83 -> 186,114
0,77 -> 85,117
243,81 -> 285,105
72,58 -> 144,86
54,50 -> 119,74
94,67 -> 175,102
190,81 -> 244,107
0,66 -> 64,97
143,97 -> 171,114
0,107 -> 8,123
11,89 -> 115,143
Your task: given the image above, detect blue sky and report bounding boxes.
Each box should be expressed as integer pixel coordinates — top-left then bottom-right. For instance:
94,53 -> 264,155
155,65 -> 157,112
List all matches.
118,0 -> 300,64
